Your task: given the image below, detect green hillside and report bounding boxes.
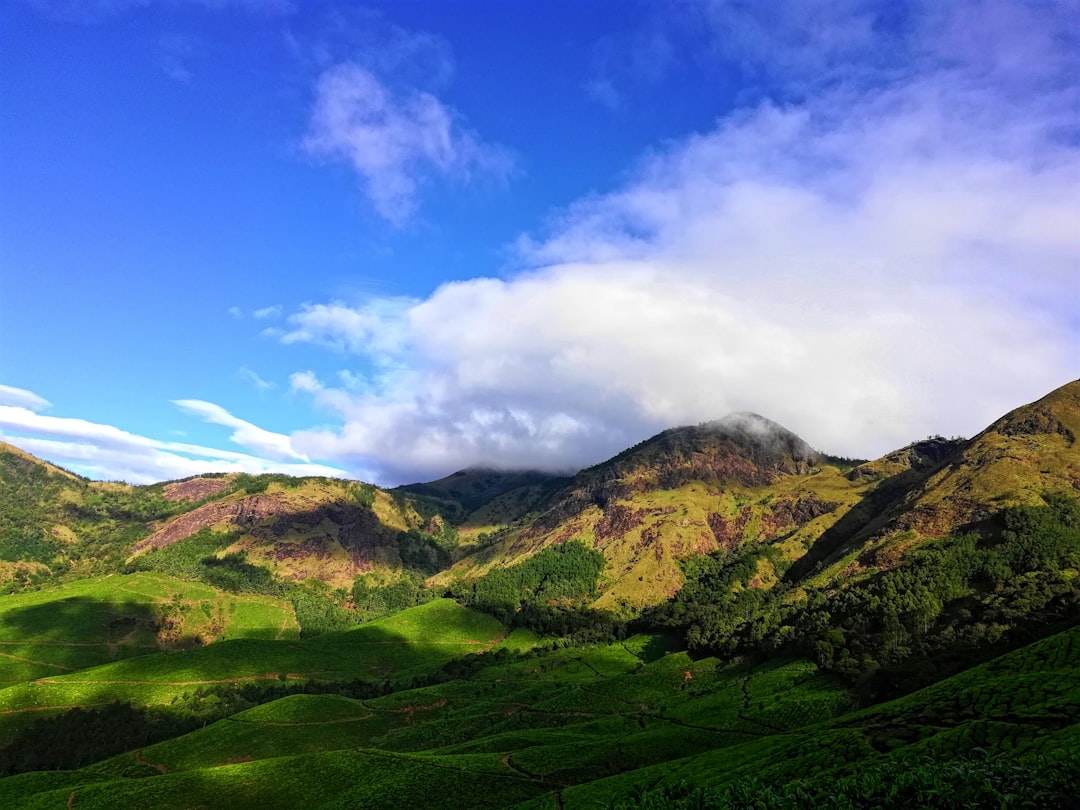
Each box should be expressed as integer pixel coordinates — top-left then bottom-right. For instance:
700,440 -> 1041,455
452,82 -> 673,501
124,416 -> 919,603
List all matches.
0,572 -> 297,686
0,597 -> 503,747
1,625 -> 1076,809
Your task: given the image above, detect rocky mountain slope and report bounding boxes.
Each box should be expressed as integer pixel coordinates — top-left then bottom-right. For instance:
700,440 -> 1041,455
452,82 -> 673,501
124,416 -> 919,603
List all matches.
438,381 -> 1080,608
2,380 -> 1076,609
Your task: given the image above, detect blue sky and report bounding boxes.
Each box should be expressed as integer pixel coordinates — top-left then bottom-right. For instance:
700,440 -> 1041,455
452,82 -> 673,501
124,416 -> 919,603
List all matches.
1,0 -> 1077,485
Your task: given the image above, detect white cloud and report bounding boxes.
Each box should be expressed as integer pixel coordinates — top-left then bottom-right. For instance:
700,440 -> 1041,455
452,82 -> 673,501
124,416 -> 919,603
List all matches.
227,306 -> 243,319
281,6 -> 1080,485
302,63 -> 513,225
253,305 -> 282,320
172,399 -> 308,461
0,402 -> 346,484
0,385 -> 51,412
239,367 -> 275,392
279,298 -> 416,361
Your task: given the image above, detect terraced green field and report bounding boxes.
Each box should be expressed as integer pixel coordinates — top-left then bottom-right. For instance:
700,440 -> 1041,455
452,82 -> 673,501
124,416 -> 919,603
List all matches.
0,592 -> 504,743
0,573 -> 298,685
1,625 -> 1074,809
0,567 -> 1076,809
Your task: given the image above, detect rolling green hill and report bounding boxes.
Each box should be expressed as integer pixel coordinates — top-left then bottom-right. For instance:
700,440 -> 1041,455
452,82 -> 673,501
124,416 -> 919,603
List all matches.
0,625 -> 1075,809
0,597 -> 504,746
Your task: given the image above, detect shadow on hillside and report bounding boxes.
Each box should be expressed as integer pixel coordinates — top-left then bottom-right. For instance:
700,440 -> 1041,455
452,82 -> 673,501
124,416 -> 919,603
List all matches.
784,466 -> 937,583
0,599 -> 472,776
0,596 -> 162,673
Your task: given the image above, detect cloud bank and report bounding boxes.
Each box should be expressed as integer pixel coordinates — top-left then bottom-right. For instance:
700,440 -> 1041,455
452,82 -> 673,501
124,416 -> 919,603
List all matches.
0,395 -> 345,484
282,2 -> 1080,484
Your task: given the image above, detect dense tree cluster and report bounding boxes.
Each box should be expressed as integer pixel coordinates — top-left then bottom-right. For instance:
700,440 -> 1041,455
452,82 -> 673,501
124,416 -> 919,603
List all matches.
451,541 -> 606,622
613,750 -> 1080,809
651,494 -> 1080,699
351,571 -> 435,620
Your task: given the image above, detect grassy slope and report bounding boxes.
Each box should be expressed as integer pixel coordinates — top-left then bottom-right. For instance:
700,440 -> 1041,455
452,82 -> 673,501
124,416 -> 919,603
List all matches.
558,624 -> 1080,808
0,596 -> 502,744
808,380 -> 1080,586
3,625 -> 1075,809
439,466 -> 871,609
0,572 -> 297,686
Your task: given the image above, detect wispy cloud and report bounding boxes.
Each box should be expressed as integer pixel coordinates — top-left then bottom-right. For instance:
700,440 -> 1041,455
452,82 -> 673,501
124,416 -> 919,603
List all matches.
0,390 -> 346,484
302,63 -> 514,225
252,305 -> 282,320
280,1 -> 1080,485
0,385 -> 51,412
172,399 -> 307,461
239,367 -> 275,392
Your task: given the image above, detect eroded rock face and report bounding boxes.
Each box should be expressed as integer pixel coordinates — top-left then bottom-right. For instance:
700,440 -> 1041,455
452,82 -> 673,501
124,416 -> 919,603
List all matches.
132,493 -> 293,554
162,478 -> 230,502
999,407 -> 1074,442
765,494 -> 839,532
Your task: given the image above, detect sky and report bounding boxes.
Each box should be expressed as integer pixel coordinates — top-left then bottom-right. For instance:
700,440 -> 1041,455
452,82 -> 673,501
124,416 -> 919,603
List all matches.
0,0 -> 1077,486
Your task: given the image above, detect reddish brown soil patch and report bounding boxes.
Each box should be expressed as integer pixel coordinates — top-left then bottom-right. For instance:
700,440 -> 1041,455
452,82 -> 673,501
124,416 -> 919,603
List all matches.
163,478 -> 230,502
133,494 -> 293,555
707,506 -> 752,551
594,504 -> 647,546
764,494 -> 839,534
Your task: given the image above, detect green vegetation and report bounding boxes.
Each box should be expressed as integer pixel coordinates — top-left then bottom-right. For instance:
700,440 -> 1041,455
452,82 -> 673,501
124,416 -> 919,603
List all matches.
607,751 -> 1080,809
651,495 -> 1080,699
125,527 -> 359,637
2,623 -> 1076,808
352,570 -> 435,620
0,572 -> 297,684
0,446 -> 188,575
453,541 -> 606,620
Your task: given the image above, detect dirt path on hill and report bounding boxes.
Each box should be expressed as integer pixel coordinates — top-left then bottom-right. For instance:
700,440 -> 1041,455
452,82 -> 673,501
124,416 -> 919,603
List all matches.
229,713 -> 375,727
479,631 -> 508,653
500,753 -> 545,781
135,749 -> 169,774
34,673 -> 309,687
0,650 -> 73,670
0,640 -> 156,648
0,703 -> 110,716
274,615 -> 289,640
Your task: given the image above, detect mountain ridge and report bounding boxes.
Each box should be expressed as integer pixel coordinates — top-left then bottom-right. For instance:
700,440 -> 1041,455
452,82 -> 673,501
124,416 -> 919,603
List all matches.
1,380 -> 1077,609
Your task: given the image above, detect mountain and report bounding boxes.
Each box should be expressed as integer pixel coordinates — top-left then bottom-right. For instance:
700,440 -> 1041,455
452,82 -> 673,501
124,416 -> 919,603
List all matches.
0,448 -> 453,592
393,467 -> 568,551
439,381 -> 1080,609
791,379 -> 1080,583
434,414 -> 863,608
5,381 -> 1076,608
